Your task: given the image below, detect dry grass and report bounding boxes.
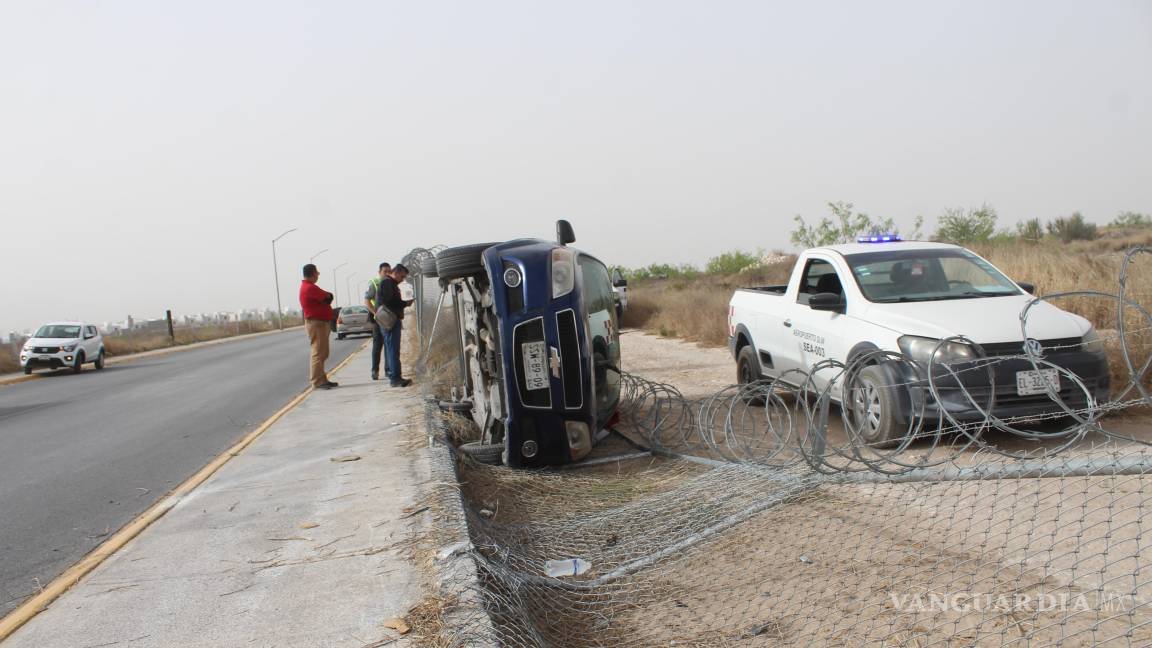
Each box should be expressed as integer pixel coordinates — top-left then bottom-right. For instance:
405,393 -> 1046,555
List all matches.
0,317 -> 305,375
622,241 -> 1152,385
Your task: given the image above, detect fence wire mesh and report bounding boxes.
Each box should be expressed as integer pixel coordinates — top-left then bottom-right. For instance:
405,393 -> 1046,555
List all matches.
403,245 -> 1152,647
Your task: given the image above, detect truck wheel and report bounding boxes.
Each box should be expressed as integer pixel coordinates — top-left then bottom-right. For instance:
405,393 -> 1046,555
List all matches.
736,346 -> 766,405
459,441 -> 504,465
23,365 -> 32,375
420,256 -> 439,278
95,350 -> 105,370
436,243 -> 499,281
850,365 -> 901,447
73,352 -> 85,374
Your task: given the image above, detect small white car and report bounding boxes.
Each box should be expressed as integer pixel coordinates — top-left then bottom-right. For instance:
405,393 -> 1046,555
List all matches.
611,268 -> 628,318
336,306 -> 374,339
21,322 -> 106,374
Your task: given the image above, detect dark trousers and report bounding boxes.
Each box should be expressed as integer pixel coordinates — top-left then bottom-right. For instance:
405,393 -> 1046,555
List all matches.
383,320 -> 403,383
370,320 -> 386,376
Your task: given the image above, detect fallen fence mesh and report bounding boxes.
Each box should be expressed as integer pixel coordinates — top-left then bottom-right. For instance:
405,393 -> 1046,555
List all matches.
402,245 -> 1152,647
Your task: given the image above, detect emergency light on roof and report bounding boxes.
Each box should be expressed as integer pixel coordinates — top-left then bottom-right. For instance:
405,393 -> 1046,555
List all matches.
857,234 -> 903,243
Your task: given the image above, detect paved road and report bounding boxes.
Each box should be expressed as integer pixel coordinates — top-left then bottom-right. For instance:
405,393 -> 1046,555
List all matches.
0,330 -> 366,615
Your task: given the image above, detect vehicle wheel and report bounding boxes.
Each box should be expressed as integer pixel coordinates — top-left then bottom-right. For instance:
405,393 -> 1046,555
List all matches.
73,352 -> 85,374
436,243 -> 499,281
849,365 -> 901,447
439,400 -> 474,414
420,256 -> 439,278
23,366 -> 32,375
95,350 -> 106,370
458,441 -> 504,465
337,333 -> 346,340
736,346 -> 766,405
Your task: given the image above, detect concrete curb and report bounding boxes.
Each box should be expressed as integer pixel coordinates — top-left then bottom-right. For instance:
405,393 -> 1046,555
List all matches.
0,326 -> 306,387
423,399 -> 501,647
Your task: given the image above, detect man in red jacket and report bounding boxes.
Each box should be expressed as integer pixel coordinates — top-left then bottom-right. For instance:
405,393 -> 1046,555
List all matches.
299,264 -> 339,389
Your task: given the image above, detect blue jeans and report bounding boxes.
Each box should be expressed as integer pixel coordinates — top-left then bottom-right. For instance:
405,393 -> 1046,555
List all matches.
383,320 -> 403,383
370,321 -> 386,376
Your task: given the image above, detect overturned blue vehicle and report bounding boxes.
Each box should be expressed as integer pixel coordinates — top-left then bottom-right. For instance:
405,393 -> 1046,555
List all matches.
427,221 -> 623,467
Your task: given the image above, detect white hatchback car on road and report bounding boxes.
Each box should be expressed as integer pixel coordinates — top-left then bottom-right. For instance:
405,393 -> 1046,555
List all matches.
20,322 -> 106,374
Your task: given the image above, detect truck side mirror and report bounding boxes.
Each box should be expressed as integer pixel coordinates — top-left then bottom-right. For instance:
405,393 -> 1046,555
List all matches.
556,220 -> 576,245
613,278 -> 628,288
1018,282 -> 1035,295
809,292 -> 845,312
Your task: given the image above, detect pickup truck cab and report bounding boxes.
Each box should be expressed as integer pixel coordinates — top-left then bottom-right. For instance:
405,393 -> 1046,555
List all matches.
728,239 -> 1110,444
429,221 -> 623,467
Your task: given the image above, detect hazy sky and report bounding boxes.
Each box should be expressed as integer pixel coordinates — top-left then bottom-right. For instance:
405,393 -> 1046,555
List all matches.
2,1 -> 1150,333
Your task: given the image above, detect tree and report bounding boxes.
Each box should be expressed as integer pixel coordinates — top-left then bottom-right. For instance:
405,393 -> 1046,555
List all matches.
1047,212 -> 1098,242
790,202 -> 896,248
1016,218 -> 1044,243
933,204 -> 998,244
1109,211 -> 1152,229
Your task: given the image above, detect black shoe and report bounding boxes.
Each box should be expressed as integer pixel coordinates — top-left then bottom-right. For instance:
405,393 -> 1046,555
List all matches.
322,381 -> 339,388
390,378 -> 412,388
370,372 -> 379,380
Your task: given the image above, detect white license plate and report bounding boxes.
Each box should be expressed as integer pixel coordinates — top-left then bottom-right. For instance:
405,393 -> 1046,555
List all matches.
39,356 -> 52,361
1016,369 -> 1060,396
521,341 -> 549,391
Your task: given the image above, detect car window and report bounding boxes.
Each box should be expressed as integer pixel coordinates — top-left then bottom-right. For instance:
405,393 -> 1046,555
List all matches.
578,255 -> 621,424
797,258 -> 843,304
86,326 -> 97,337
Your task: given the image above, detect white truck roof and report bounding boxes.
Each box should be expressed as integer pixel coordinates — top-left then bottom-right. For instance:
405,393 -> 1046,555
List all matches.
810,241 -> 961,256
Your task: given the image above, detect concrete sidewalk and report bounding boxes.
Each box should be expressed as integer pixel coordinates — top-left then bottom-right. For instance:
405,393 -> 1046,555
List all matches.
4,346 -> 443,648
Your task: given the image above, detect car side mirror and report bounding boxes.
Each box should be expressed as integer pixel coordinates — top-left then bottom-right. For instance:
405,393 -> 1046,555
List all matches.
556,219 -> 576,246
809,292 -> 845,312
1018,282 -> 1035,295
613,279 -> 628,288
84,334 -> 94,340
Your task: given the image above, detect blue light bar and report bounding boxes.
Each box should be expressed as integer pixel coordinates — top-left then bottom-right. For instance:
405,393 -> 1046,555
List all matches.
856,234 -> 903,243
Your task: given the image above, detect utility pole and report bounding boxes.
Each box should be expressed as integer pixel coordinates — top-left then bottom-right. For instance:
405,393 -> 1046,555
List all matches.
332,262 -> 348,306
272,228 -> 298,330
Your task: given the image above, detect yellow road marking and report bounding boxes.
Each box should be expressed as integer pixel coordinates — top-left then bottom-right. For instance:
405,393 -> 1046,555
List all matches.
0,342 -> 365,642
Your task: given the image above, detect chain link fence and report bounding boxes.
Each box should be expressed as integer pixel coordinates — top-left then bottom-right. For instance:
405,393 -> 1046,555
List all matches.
404,244 -> 1152,647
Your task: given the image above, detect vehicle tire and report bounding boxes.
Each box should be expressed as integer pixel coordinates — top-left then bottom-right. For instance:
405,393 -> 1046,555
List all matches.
849,365 -> 901,447
420,256 -> 439,278
458,441 -> 504,465
337,333 -> 346,340
736,345 -> 766,405
95,350 -> 105,370
23,365 -> 32,375
73,352 -> 85,374
439,400 -> 474,414
436,243 -> 499,281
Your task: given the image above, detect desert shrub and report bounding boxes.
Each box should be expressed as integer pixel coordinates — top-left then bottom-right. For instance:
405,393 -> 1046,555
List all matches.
629,263 -> 701,281
934,204 -> 998,244
1016,218 -> 1044,243
1047,212 -> 1098,242
705,249 -> 762,274
1109,211 -> 1152,229
790,202 -> 896,248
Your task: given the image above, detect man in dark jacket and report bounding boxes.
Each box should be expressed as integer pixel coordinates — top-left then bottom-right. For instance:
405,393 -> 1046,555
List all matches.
375,264 -> 413,387
364,262 -> 391,380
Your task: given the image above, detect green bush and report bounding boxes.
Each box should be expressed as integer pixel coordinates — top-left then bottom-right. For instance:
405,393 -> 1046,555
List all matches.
790,202 -> 896,248
1016,218 -> 1044,243
1047,212 -> 1098,242
1109,211 -> 1152,229
705,249 -> 762,274
629,263 -> 701,280
934,204 -> 998,244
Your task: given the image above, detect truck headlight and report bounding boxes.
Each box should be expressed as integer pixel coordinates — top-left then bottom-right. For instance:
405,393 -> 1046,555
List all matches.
898,336 -> 975,365
565,421 -> 592,460
1081,327 -> 1105,354
551,248 -> 575,298
61,344 -> 77,352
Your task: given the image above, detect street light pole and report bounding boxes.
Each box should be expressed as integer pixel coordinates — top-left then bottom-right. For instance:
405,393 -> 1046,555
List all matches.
332,262 -> 348,306
310,248 -> 329,262
346,273 -> 358,309
271,228 -> 298,330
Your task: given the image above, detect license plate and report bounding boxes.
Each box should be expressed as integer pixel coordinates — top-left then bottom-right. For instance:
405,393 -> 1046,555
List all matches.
39,356 -> 51,361
521,341 -> 549,391
1016,369 -> 1060,396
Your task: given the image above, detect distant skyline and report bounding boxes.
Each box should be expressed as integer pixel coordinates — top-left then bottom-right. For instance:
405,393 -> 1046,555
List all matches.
2,1 -> 1150,332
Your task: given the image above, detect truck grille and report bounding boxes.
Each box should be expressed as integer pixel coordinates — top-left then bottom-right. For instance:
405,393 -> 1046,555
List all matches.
979,337 -> 1083,357
557,310 -> 582,409
33,346 -> 60,354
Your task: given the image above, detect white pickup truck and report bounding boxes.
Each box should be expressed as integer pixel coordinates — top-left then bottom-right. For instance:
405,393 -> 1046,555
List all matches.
727,239 -> 1111,444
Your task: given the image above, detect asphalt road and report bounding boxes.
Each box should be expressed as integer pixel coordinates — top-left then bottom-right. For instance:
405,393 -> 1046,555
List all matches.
0,330 -> 366,616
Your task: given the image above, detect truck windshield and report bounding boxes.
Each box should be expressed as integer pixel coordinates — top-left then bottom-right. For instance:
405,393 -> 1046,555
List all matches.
35,325 -> 82,338
844,249 -> 1020,303
578,255 -> 621,425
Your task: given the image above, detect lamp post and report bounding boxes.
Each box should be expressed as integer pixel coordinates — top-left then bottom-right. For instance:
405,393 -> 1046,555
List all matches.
271,228 -> 298,330
310,248 -> 328,262
332,261 -> 348,306
346,273 -> 358,309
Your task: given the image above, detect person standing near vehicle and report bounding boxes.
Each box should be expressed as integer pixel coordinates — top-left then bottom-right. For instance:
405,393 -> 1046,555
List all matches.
376,264 -> 413,387
299,264 -> 339,390
364,262 -> 392,380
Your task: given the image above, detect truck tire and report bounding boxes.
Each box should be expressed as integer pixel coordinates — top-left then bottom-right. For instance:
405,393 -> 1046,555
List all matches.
459,441 -> 504,465
736,346 -> 766,405
436,243 -> 499,281
420,256 -> 439,278
850,365 -> 901,447
73,351 -> 85,374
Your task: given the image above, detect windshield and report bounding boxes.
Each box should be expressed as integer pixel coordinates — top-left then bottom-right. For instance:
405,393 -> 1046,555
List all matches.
578,255 -> 621,425
35,325 -> 81,339
845,249 -> 1020,303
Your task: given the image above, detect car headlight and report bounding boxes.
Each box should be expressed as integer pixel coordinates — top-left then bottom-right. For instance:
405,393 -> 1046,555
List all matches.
898,336 -> 975,365
551,248 -> 575,298
1081,327 -> 1105,354
61,344 -> 77,352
